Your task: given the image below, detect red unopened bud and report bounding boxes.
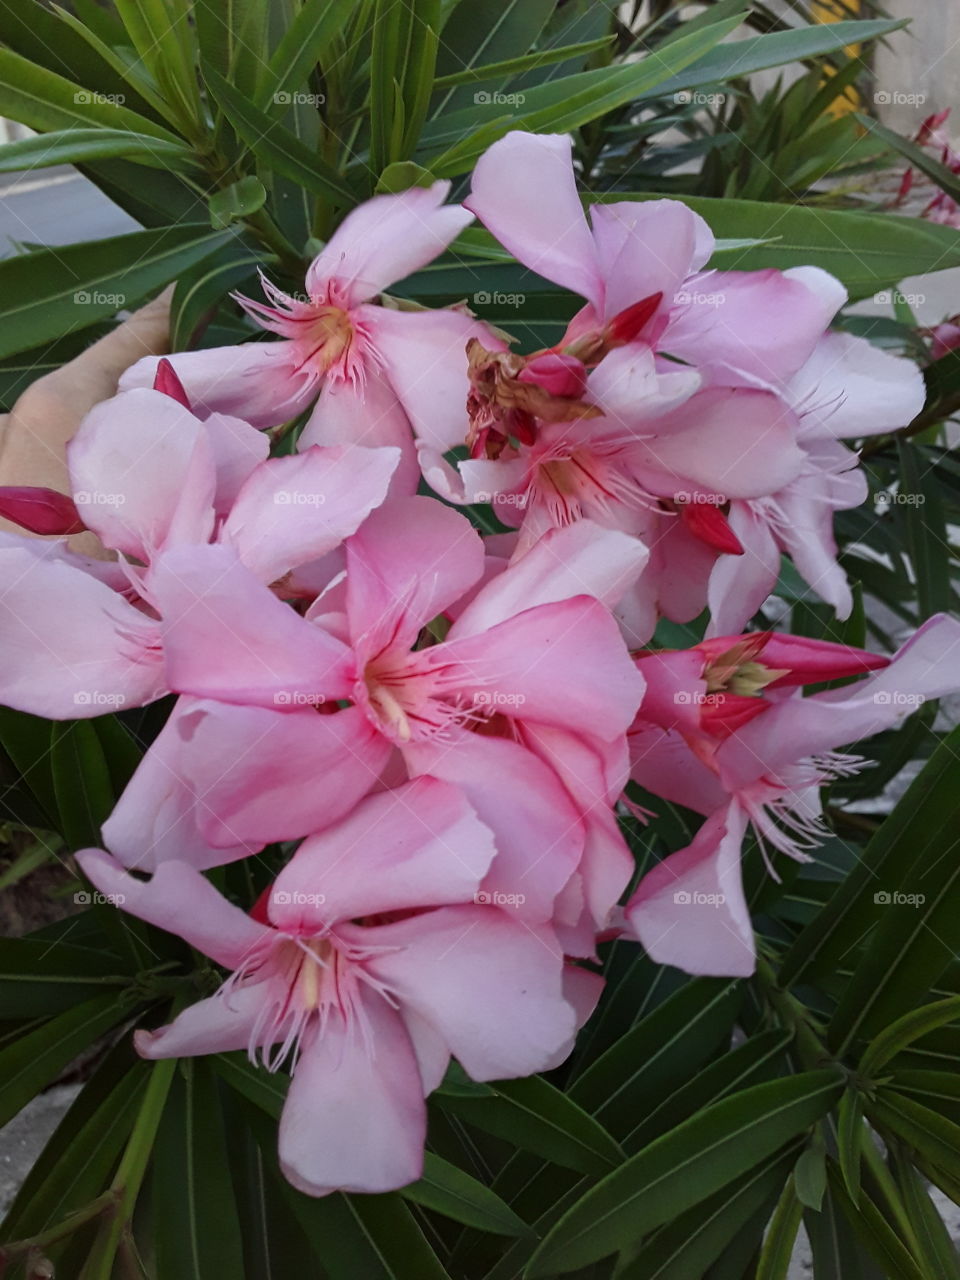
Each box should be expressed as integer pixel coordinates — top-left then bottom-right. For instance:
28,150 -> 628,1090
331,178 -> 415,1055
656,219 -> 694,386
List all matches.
0,486 -> 86,535
679,501 -> 743,555
700,691 -> 771,740
153,357 -> 192,410
249,885 -> 273,924
518,352 -> 587,399
606,291 -> 664,346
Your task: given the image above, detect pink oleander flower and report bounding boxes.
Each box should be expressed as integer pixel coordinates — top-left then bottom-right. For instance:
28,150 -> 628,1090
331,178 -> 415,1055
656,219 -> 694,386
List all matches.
121,184 -> 498,492
623,615 -> 960,976
0,372 -> 399,721
78,777 -> 596,1196
103,504 -> 646,937
464,131 -> 845,392
705,332 -> 926,634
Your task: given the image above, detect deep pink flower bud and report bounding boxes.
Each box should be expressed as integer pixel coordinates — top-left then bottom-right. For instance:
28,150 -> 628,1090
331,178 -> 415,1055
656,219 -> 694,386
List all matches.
0,486 -> 86,535
518,352 -> 587,399
152,357 -> 192,409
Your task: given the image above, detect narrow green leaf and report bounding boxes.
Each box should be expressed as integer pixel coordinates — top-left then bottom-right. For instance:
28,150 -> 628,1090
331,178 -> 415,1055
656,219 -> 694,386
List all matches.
897,439 -> 951,618
154,1059 -> 245,1279
826,1160 -> 928,1280
0,127 -> 196,173
646,19 -> 906,102
0,224 -> 232,360
862,995 -> 960,1078
889,1145 -> 960,1279
204,66 -> 357,207
435,1070 -> 624,1174
431,36 -> 613,89
260,0 -> 354,110
838,1088 -> 864,1205
755,1173 -> 804,1280
781,725 -> 960,989
526,1069 -> 844,1276
404,1154 -> 531,1237
50,721 -> 113,850
171,247 -> 263,352
616,1144 -> 798,1280
0,993 -> 133,1128
868,1091 -> 960,1184
0,936 -> 129,1019
0,44 -> 180,140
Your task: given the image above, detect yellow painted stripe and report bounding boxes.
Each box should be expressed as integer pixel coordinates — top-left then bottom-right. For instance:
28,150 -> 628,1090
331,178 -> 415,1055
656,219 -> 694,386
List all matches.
812,0 -> 863,116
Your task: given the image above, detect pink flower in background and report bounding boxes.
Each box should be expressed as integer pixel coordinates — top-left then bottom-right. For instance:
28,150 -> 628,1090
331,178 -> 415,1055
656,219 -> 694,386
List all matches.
705,331 -> 926,634
0,375 -> 399,721
78,777 -> 591,1196
121,184 -> 499,491
624,615 -> 960,976
895,108 -> 960,229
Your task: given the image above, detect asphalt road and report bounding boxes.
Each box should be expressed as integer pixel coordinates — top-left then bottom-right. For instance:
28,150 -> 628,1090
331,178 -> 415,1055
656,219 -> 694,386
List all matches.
0,168 -> 136,256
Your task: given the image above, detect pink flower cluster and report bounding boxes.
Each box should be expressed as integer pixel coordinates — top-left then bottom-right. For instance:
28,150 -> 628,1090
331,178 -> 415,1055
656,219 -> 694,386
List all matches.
1,131 -> 957,1197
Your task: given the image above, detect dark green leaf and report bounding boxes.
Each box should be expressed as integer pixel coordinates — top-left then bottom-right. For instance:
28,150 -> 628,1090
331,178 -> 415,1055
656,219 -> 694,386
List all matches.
403,1154 -> 531,1236
0,992 -> 133,1128
0,224 -> 233,359
204,67 -> 357,207
153,1059 -> 245,1279
526,1069 -> 844,1276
